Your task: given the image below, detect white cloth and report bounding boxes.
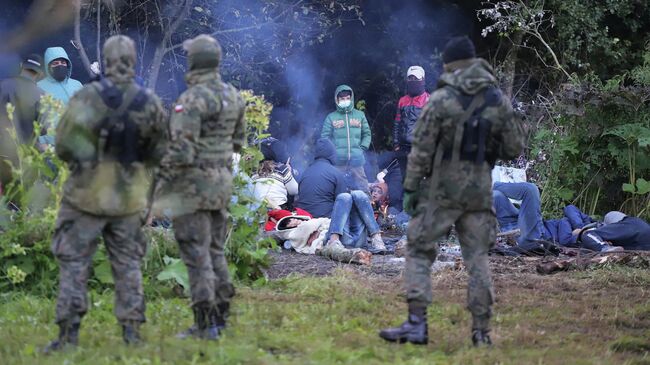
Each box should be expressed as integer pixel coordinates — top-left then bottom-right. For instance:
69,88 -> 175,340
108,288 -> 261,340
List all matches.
252,165 -> 298,209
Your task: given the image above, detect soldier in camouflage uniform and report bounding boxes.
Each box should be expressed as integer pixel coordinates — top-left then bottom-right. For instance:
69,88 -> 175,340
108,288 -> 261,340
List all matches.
45,35 -> 167,352
379,36 -> 525,346
156,34 -> 245,340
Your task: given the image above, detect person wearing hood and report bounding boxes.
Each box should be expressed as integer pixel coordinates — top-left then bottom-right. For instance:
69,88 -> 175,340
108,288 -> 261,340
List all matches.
0,54 -> 45,190
37,47 -> 83,147
321,85 -> 372,191
38,47 -> 82,104
157,34 -> 246,341
576,211 -> 650,251
295,138 -> 386,253
393,66 -> 430,184
380,36 -> 525,347
44,35 -> 166,352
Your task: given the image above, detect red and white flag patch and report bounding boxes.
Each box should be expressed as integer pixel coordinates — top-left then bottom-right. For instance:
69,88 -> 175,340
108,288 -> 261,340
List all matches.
174,105 -> 184,113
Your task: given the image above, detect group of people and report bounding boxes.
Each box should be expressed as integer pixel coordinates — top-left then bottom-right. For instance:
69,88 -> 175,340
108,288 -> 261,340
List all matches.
1,34 -> 245,351
2,29 -> 648,354
0,46 -> 82,190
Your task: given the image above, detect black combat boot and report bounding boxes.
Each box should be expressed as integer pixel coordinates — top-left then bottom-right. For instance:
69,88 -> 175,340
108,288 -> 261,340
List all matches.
471,329 -> 492,347
122,322 -> 141,345
379,306 -> 428,345
214,302 -> 229,330
199,304 -> 220,340
43,322 -> 80,354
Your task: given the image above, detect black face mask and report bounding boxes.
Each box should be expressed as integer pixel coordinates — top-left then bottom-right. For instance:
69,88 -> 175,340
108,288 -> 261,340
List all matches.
50,65 -> 68,82
407,80 -> 425,96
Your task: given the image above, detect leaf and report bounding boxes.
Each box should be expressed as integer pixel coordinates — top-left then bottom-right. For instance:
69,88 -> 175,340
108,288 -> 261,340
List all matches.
635,178 -> 650,194
622,183 -> 636,193
93,259 -> 114,284
157,256 -> 189,295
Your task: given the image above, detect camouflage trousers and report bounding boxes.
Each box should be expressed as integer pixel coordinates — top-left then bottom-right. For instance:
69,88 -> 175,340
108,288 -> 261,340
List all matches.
51,202 -> 146,325
405,201 -> 496,330
172,209 -> 235,309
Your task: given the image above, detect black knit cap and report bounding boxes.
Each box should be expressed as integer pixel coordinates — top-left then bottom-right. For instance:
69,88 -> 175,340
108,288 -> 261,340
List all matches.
442,36 -> 476,64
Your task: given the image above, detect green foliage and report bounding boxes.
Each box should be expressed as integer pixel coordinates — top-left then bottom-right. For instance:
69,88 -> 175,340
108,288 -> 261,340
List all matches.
226,91 -> 276,284
529,69 -> 650,219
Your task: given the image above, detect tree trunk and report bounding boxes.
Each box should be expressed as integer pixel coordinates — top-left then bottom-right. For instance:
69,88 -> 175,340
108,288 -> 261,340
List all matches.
73,0 -> 93,78
502,30 -> 523,99
146,0 -> 193,90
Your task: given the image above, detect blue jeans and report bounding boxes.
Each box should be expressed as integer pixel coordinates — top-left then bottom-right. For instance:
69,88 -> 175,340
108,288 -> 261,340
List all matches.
327,190 -> 380,248
493,182 -> 546,250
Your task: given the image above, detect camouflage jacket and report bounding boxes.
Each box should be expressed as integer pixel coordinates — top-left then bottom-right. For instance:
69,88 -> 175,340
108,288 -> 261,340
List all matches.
156,69 -> 246,216
404,58 -> 525,211
55,77 -> 166,217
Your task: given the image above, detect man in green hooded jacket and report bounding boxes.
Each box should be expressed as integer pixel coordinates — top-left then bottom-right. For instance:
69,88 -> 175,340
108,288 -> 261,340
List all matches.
157,34 -> 246,340
321,85 -> 371,191
45,35 -> 166,352
379,36 -> 525,347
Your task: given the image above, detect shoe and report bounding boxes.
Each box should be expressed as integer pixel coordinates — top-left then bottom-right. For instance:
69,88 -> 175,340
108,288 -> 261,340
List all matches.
122,324 -> 141,345
379,313 -> 428,345
368,234 -> 387,254
214,302 -> 229,330
471,329 -> 492,347
43,322 -> 80,354
176,324 -> 199,339
601,245 -> 624,252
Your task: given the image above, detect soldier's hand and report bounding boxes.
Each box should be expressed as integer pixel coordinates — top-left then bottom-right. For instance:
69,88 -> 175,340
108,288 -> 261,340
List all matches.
403,190 -> 419,215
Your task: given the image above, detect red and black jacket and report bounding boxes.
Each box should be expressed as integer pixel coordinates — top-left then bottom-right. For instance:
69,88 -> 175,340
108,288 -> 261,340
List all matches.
393,92 -> 430,148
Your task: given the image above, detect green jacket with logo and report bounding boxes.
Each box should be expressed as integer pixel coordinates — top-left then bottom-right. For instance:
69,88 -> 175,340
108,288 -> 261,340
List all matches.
320,84 -> 371,167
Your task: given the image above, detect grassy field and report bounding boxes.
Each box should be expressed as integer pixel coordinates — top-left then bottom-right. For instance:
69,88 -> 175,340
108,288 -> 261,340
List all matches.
1,262 -> 649,365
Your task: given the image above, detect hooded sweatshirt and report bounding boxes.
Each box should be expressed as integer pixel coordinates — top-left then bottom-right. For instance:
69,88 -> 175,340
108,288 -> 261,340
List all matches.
320,85 -> 371,167
295,139 -> 348,218
38,47 -> 83,105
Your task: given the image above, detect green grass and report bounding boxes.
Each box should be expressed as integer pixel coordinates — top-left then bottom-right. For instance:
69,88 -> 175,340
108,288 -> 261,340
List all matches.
1,266 -> 649,364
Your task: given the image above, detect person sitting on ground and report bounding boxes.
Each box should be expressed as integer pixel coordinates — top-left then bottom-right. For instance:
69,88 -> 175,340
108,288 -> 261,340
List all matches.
252,159 -> 298,210
295,138 -> 386,253
574,211 -> 650,252
320,85 -> 371,191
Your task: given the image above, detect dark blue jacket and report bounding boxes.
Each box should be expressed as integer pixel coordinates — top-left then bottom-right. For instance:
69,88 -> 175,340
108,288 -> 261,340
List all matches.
543,205 -> 593,245
583,217 -> 650,251
295,139 -> 348,218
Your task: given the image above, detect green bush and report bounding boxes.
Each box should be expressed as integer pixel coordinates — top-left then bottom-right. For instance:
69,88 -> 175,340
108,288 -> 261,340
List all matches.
529,59 -> 650,219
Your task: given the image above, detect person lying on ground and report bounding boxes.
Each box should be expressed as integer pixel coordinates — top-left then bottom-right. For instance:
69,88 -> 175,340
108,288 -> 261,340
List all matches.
493,181 -> 592,254
573,211 -> 650,252
294,138 -> 386,253
268,212 -> 371,265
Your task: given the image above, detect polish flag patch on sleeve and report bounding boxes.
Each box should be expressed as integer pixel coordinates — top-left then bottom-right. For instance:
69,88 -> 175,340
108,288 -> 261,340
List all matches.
174,105 -> 184,113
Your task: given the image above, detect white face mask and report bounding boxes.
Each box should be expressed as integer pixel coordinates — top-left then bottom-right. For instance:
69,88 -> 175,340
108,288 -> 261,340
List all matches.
337,99 -> 351,108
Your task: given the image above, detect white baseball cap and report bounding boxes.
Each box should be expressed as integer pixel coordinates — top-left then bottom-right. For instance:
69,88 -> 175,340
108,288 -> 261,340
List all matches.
407,66 -> 425,80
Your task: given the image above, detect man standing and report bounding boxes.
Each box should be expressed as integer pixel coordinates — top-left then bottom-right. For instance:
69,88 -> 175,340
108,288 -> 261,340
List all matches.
45,35 -> 166,352
393,65 -> 430,184
158,34 -> 246,340
321,85 -> 371,191
0,54 -> 45,190
379,36 -> 524,346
